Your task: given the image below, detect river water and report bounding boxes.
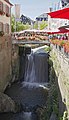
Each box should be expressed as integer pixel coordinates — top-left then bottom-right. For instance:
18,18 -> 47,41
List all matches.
0,46 -> 49,120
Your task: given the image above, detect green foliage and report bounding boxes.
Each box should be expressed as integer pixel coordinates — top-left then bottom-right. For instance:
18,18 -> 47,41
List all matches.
24,23 -> 30,30
45,66 -> 59,120
16,22 -> 30,31
11,14 -> 31,32
63,111 -> 68,120
48,59 -> 53,67
44,46 -> 52,52
35,62 -> 58,120
47,82 -> 58,113
40,20 -> 48,30
37,61 -> 64,120
16,22 -> 25,31
59,117 -> 63,120
37,107 -> 47,120
11,14 -> 15,32
60,40 -> 65,47
34,22 -> 38,29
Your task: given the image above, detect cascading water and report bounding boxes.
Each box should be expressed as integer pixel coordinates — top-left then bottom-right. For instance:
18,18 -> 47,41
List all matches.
23,50 -> 48,87
24,54 -> 36,83
0,46 -> 49,120
23,112 -> 32,120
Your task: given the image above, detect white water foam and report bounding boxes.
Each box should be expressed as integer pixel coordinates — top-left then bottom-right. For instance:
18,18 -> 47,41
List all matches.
23,112 -> 32,120
32,45 -> 48,53
22,82 -> 49,90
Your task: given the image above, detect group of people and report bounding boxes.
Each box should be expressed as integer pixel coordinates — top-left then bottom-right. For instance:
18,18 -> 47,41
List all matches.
49,34 -> 68,40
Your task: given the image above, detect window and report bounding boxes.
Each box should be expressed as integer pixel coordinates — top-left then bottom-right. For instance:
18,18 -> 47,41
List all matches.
0,44 -> 2,51
5,5 -> 10,17
3,24 -> 5,33
3,4 -> 5,14
0,1 -> 3,11
5,23 -> 9,34
0,2 -> 6,15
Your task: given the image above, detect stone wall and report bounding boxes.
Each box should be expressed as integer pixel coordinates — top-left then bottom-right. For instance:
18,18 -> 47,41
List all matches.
0,35 -> 12,92
12,44 -> 19,82
51,44 -> 69,118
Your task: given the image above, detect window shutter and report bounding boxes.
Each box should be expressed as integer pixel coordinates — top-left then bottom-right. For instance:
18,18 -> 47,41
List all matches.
5,24 -> 7,33
5,23 -> 9,34
0,1 -> 3,12
0,44 -> 2,51
3,24 -> 5,33
3,4 -> 5,14
7,24 -> 9,33
6,5 -> 10,17
0,22 -> 3,31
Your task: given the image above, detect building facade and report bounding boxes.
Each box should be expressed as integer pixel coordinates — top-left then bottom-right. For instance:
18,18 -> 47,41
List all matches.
36,13 -> 48,29
48,1 -> 69,30
0,0 -> 13,92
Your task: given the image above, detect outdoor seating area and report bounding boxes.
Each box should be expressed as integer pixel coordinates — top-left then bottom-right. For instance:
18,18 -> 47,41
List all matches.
14,30 -> 48,41
50,39 -> 69,58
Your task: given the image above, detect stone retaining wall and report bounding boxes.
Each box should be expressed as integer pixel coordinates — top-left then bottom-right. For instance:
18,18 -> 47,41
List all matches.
51,44 -> 69,118
12,44 -> 19,82
0,35 -> 12,92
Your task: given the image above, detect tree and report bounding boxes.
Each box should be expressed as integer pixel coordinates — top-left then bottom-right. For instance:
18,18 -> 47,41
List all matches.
11,14 -> 15,32
16,22 -> 25,31
40,20 -> 48,30
34,22 -> 38,29
24,23 -> 30,30
11,15 -> 31,32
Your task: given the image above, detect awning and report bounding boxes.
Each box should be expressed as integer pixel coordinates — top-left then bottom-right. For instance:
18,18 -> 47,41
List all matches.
59,25 -> 69,29
47,28 -> 69,34
48,7 -> 69,19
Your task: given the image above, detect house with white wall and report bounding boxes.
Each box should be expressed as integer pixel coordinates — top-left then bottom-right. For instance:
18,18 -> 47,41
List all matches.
48,1 -> 69,30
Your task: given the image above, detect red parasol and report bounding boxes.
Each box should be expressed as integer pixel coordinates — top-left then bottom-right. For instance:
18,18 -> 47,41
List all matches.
47,28 -> 69,34
48,7 -> 69,19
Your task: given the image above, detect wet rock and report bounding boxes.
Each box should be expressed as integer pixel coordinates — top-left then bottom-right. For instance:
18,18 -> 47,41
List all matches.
35,106 -> 47,120
0,92 -> 21,113
33,105 -> 43,112
14,102 -> 23,113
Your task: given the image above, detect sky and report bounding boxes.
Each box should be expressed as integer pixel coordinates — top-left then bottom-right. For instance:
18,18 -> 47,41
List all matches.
10,0 -> 59,20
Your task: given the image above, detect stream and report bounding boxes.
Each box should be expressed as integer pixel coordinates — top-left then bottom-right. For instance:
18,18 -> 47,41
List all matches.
0,46 -> 49,120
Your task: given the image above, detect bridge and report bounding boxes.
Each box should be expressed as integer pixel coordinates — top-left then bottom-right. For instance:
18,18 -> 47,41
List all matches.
12,39 -> 50,46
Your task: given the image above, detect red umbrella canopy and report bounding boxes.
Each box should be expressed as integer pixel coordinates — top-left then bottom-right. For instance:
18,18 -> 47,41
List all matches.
48,7 -> 69,19
47,28 -> 69,34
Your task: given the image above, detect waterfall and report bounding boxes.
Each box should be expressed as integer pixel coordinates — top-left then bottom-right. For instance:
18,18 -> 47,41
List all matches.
24,51 -> 48,85
1,46 -> 49,120
24,53 -> 36,83
23,112 -> 32,120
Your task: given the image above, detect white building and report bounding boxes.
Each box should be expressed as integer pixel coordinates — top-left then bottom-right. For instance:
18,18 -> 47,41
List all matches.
48,1 -> 69,30
36,13 -> 48,30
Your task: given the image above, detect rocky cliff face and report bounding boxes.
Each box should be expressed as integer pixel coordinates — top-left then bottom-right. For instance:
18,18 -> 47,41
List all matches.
0,92 -> 21,113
